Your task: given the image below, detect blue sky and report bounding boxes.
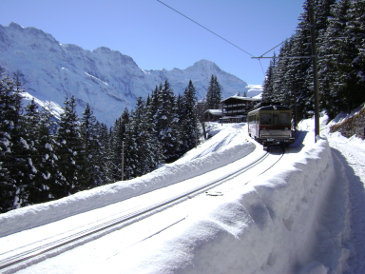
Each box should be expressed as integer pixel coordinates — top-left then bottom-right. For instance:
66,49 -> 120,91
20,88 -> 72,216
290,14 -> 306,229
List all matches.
0,0 -> 304,85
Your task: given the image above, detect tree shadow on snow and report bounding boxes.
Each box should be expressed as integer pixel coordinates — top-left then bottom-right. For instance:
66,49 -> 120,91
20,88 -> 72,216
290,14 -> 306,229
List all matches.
331,148 -> 365,273
287,130 -> 307,154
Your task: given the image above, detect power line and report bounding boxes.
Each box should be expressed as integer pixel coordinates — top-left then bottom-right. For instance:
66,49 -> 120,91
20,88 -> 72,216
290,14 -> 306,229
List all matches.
257,39 -> 288,59
157,0 -> 254,57
258,60 -> 266,76
252,56 -> 314,59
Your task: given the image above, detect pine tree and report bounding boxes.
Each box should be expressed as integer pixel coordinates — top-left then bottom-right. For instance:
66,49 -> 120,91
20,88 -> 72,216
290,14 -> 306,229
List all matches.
291,3 -> 316,119
22,99 -> 56,204
0,71 -> 23,212
318,0 -> 352,117
80,103 -> 103,188
109,108 -> 129,181
53,95 -> 84,198
122,97 -> 159,178
138,97 -> 162,174
206,75 -> 222,109
153,81 -> 181,162
265,0 -> 337,121
180,80 -> 199,153
34,108 -> 57,201
299,0 -> 335,118
344,0 -> 365,109
273,40 -> 298,108
145,92 -> 164,166
95,121 -> 112,185
124,98 -> 145,179
262,54 -> 277,104
0,71 -> 40,209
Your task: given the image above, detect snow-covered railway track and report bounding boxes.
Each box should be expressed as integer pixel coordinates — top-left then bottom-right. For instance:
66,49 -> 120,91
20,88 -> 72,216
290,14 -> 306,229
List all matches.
0,150 -> 284,273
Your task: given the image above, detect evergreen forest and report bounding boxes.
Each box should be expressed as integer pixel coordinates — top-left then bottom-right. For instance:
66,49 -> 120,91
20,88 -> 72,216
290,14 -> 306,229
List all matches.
0,68 -> 223,213
262,0 -> 365,122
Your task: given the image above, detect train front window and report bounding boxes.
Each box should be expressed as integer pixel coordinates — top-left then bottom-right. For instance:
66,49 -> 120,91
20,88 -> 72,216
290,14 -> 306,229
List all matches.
270,112 -> 291,125
273,113 -> 279,125
279,113 -> 291,125
260,113 -> 271,125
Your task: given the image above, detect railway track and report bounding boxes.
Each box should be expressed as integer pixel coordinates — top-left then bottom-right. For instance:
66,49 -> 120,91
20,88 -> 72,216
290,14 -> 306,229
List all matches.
0,150 -> 284,273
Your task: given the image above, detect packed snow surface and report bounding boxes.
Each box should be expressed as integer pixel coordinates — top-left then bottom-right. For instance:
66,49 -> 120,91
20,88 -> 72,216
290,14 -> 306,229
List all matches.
0,114 -> 364,273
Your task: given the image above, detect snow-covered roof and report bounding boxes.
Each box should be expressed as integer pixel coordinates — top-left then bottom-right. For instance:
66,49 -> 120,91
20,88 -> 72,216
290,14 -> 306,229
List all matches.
221,95 -> 261,102
204,109 -> 222,115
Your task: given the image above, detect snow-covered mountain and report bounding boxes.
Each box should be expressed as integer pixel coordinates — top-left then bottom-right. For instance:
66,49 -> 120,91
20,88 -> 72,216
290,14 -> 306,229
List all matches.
0,23 -> 252,126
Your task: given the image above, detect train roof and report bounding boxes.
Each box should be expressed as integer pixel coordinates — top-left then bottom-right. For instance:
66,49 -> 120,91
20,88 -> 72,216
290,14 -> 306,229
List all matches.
248,105 -> 291,114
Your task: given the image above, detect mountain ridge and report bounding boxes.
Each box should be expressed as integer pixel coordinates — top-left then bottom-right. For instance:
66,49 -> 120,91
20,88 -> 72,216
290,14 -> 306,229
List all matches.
0,23 -> 256,126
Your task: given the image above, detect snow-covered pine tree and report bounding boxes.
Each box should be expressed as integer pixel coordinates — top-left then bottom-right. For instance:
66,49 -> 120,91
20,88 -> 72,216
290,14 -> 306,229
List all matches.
80,103 -> 105,188
154,80 -> 181,162
266,0 -> 336,121
301,0 -> 335,118
176,94 -> 185,157
22,99 -> 56,205
123,98 -> 144,179
94,121 -> 112,185
273,39 -> 299,108
343,0 -> 365,109
318,0 -> 352,117
180,80 -> 199,153
109,108 -> 129,181
33,107 -> 57,200
137,97 -> 163,174
53,95 -> 84,198
205,75 -> 222,109
262,54 -> 277,104
145,92 -> 164,167
0,70 -> 23,212
290,2 -> 316,119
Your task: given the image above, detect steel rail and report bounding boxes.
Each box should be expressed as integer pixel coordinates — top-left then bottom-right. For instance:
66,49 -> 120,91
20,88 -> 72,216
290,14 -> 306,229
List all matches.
0,151 -> 282,272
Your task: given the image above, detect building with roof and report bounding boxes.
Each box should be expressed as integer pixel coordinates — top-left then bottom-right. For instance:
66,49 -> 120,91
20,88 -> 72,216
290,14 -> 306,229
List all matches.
203,109 -> 223,122
221,96 -> 261,123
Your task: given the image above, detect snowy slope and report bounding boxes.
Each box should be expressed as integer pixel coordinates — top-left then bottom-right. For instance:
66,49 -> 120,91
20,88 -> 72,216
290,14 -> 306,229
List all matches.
0,124 -> 254,237
104,129 -> 342,273
0,23 -> 250,126
1,114 -> 364,273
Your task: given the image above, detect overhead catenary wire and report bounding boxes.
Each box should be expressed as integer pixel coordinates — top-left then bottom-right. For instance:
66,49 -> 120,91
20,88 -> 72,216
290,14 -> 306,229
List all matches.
258,60 -> 266,76
257,39 -> 288,59
157,0 -> 254,57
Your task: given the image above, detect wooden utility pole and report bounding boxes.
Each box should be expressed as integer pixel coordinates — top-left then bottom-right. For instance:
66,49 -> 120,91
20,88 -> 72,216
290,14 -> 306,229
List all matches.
121,141 -> 125,181
309,3 -> 320,140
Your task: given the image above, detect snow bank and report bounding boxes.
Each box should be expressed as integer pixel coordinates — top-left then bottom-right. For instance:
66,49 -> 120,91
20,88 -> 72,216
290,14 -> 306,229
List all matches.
115,138 -> 336,273
0,124 -> 253,237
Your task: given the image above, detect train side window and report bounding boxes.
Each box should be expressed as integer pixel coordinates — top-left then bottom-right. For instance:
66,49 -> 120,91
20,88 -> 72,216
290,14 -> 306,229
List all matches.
260,113 -> 271,125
